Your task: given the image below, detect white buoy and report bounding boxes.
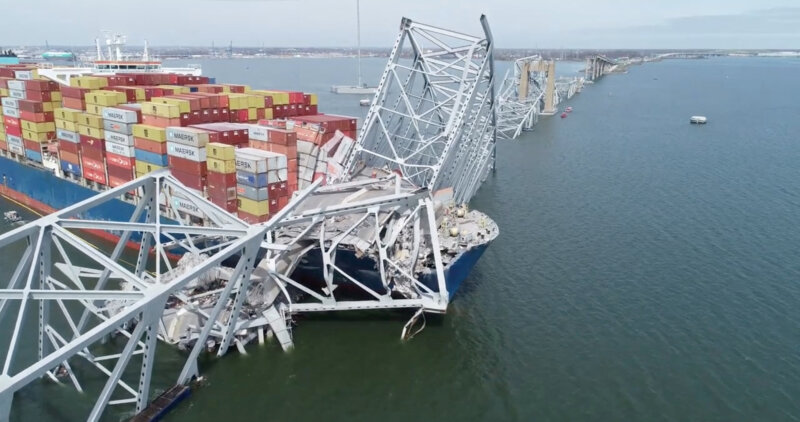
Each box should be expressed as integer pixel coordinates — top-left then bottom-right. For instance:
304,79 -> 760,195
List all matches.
690,116 -> 707,124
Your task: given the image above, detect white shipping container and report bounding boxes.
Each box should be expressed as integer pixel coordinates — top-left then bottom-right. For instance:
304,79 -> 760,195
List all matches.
6,80 -> 25,91
166,127 -> 209,148
56,129 -> 79,143
298,152 -> 317,169
105,141 -> 135,158
8,144 -> 24,155
247,124 -> 269,141
102,107 -> 138,123
2,106 -> 19,118
6,134 -> 23,147
1,97 -> 19,109
267,168 -> 288,184
14,70 -> 34,80
8,90 -> 25,100
235,148 -> 284,173
167,142 -> 207,162
332,135 -> 355,165
104,131 -> 135,147
296,140 -> 319,156
103,120 -> 134,135
299,166 -> 314,181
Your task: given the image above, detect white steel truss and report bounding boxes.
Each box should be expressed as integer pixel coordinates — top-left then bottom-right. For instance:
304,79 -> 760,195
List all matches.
341,15 -> 497,205
496,56 -> 547,140
0,171 -> 269,422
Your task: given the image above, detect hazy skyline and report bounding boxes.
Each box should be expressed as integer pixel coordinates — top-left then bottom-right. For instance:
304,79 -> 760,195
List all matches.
1,0 -> 799,49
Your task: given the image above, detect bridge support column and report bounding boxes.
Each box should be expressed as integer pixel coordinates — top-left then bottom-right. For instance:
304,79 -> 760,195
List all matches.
542,60 -> 557,114
0,388 -> 10,422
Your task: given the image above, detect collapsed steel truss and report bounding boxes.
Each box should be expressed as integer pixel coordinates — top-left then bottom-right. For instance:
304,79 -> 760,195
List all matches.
341,16 -> 497,205
496,56 -> 549,140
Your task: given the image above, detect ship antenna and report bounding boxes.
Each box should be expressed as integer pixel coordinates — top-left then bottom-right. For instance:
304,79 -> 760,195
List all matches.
95,38 -> 103,61
356,0 -> 363,87
143,39 -> 149,61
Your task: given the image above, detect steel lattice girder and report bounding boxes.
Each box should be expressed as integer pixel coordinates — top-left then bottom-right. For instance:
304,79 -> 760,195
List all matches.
0,170 -> 269,422
496,56 -> 546,140
341,15 -> 497,205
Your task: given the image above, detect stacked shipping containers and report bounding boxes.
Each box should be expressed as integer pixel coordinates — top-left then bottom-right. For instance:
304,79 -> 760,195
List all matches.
15,78 -> 61,162
234,147 -> 287,223
55,108 -> 83,177
206,142 -> 237,213
103,106 -> 140,187
166,127 -> 208,193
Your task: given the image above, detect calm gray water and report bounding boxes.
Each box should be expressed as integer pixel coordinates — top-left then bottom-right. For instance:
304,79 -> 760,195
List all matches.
4,56 -> 800,421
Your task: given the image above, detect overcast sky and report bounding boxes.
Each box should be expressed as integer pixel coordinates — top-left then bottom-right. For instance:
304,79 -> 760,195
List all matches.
2,0 -> 799,49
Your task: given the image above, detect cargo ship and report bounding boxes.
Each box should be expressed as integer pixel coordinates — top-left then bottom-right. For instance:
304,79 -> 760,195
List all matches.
0,43 -> 496,305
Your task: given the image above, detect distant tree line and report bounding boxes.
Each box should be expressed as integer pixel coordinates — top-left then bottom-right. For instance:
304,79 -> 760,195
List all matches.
0,49 -> 17,57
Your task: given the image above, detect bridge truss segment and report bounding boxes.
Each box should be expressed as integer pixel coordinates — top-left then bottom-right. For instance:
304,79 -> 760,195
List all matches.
341,16 -> 497,205
0,170 -> 271,422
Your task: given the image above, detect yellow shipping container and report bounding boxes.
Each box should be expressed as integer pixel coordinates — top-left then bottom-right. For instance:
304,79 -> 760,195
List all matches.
22,130 -> 52,143
227,94 -> 248,110
132,124 -> 167,142
55,119 -> 77,132
55,108 -> 82,122
140,102 -> 180,118
248,108 -> 257,121
85,90 -> 125,107
77,113 -> 104,129
21,120 -> 56,133
237,197 -> 269,216
86,104 -> 104,116
50,92 -> 62,101
246,95 -> 264,108
206,142 -> 236,160
255,90 -> 289,106
135,161 -> 163,175
308,93 -> 318,106
70,76 -> 108,90
263,108 -> 274,120
0,88 -> 8,97
206,157 -> 236,173
0,132 -> 5,142
77,124 -> 104,139
158,85 -> 190,94
0,124 -> 5,134
153,98 -> 190,113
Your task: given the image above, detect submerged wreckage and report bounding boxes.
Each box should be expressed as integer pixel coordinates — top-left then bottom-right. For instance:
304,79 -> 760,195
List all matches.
0,15 -> 498,422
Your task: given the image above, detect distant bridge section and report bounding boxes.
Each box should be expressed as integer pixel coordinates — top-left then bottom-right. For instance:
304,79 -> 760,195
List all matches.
585,55 -> 618,82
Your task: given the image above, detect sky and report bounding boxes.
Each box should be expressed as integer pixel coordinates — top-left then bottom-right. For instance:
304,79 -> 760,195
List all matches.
2,0 -> 799,49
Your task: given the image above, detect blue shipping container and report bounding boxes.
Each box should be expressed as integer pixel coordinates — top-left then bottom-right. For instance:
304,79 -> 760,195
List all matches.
25,149 -> 42,163
134,149 -> 169,167
236,171 -> 269,188
60,160 -> 82,177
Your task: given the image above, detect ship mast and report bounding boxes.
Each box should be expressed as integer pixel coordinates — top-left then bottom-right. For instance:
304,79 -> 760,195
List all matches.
143,39 -> 149,61
356,0 -> 362,87
95,38 -> 103,60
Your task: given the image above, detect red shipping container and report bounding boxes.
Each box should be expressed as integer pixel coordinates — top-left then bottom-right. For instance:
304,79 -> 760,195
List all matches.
4,116 -> 20,127
208,187 -> 237,203
170,169 -> 206,191
210,198 -> 238,213
20,111 -> 55,123
142,115 -> 182,128
106,152 -> 135,169
0,141 -> 7,151
288,158 -> 298,174
168,155 -> 207,175
107,163 -> 134,180
108,175 -> 131,188
24,90 -> 53,102
18,100 -> 46,113
79,134 -> 104,150
60,150 -> 80,164
134,137 -> 168,154
237,210 -> 268,224
106,86 -> 138,102
277,196 -> 289,209
5,125 -> 22,137
60,86 -> 88,99
81,156 -> 104,172
84,167 -> 107,185
59,141 -> 80,155
23,139 -> 40,151
207,171 -> 237,188
268,198 -> 281,215
24,80 -> 59,92
62,97 -> 85,110
267,143 -> 297,158
81,144 -> 104,161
